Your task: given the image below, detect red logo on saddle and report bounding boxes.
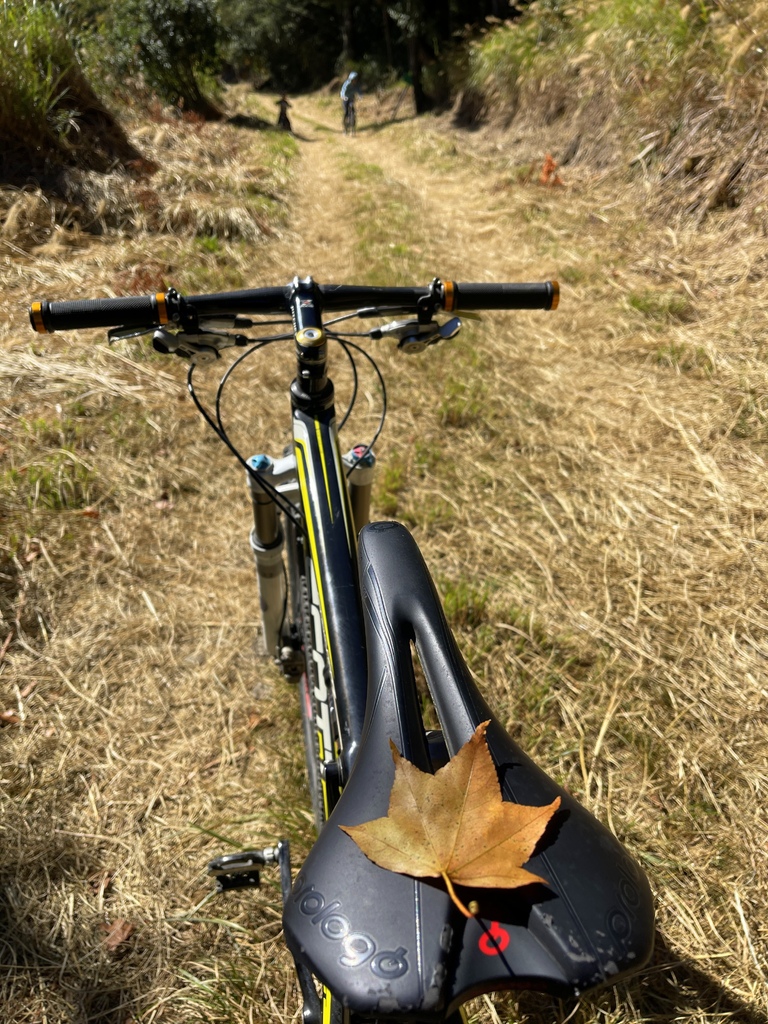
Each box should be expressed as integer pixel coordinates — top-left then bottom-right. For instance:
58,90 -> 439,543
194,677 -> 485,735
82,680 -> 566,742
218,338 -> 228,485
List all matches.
478,921 -> 510,956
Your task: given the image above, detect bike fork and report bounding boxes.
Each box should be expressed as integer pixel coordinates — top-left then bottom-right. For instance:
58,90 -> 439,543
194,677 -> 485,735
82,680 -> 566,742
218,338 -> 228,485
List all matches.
247,445 -> 376,661
342,444 -> 376,532
247,453 -> 296,661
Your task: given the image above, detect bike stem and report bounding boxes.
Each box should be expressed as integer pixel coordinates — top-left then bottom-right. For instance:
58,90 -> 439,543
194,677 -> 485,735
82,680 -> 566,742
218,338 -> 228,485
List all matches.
288,276 -> 334,413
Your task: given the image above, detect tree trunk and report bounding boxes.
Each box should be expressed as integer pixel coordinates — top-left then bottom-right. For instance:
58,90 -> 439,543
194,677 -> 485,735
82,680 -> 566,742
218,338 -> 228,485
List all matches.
379,0 -> 393,68
408,35 -> 430,114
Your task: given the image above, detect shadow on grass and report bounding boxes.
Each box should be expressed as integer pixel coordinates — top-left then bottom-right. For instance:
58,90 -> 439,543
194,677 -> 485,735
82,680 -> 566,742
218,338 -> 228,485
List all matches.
510,929 -> 764,1024
312,113 -> 417,137
4,831 -> 757,1024
633,930 -> 765,1024
0,842 -> 145,1024
226,112 -> 273,131
226,113 -> 315,143
2,78 -> 149,191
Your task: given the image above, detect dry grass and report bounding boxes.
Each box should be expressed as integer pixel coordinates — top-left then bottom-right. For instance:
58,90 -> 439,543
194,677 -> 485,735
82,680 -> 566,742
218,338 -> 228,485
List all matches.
0,92 -> 293,255
1,87 -> 767,1024
456,1 -> 768,231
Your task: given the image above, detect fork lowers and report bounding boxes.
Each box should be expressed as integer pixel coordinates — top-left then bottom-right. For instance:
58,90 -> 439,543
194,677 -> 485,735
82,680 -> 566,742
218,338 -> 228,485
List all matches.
247,454 -> 286,660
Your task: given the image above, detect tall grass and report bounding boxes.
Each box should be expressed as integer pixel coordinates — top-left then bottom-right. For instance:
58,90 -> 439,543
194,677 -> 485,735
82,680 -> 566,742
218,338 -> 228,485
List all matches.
0,2 -> 80,155
0,0 -> 143,181
456,0 -> 768,215
461,0 -> 765,119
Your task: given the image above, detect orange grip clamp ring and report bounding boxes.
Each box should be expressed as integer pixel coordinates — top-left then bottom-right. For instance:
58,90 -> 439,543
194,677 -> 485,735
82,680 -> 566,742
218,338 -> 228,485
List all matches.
30,301 -> 47,334
443,280 -> 455,312
155,292 -> 169,324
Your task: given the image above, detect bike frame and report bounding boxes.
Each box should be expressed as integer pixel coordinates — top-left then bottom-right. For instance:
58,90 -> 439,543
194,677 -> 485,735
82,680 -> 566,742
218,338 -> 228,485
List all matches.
248,278 -> 372,820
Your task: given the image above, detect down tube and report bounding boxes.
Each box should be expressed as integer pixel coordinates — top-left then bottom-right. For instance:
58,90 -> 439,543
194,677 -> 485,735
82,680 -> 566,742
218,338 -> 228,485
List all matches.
292,404 -> 368,785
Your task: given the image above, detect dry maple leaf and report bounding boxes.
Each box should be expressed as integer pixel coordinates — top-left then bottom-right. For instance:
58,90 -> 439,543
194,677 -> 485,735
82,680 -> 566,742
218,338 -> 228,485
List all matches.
101,918 -> 135,953
540,152 -> 564,187
340,721 -> 560,917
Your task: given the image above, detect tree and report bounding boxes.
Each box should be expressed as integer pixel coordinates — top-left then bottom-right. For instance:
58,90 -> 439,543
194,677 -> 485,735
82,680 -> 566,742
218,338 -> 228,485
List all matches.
217,0 -> 343,90
386,0 -> 439,112
108,0 -> 222,116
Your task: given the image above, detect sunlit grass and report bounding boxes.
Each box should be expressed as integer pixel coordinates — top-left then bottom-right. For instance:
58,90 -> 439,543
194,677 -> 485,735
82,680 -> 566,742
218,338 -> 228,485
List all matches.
1,84 -> 767,1024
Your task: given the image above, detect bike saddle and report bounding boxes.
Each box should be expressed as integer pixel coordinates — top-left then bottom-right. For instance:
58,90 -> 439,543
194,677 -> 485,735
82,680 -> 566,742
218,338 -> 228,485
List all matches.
283,521 -> 654,1018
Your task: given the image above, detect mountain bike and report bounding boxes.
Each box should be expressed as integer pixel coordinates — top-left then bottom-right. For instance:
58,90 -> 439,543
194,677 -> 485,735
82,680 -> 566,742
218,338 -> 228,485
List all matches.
29,277 -> 655,1023
343,96 -> 357,134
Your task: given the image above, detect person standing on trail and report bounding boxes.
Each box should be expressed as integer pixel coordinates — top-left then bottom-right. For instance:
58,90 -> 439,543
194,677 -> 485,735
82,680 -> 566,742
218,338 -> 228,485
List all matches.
340,71 -> 362,130
276,94 -> 292,131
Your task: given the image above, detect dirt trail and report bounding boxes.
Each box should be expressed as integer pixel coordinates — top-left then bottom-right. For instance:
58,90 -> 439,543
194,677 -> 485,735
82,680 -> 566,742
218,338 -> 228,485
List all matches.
267,93 -> 533,281
272,101 -> 362,273
266,98 -> 768,1024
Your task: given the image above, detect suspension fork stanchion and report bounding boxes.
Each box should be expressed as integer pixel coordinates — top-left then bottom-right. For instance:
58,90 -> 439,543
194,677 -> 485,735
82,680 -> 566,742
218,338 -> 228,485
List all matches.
342,445 -> 376,533
247,454 -> 286,661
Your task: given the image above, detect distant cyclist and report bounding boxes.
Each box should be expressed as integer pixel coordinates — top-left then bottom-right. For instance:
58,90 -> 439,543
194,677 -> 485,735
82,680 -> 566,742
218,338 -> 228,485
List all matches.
340,71 -> 362,134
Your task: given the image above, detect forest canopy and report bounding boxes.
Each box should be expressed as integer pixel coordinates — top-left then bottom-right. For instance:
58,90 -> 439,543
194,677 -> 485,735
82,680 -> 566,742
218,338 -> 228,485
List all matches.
51,0 -> 520,103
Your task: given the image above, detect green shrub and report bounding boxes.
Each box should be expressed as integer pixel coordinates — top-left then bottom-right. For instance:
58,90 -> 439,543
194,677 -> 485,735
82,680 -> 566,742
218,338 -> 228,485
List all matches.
584,0 -> 709,90
0,3 -> 79,156
106,0 -> 222,116
0,1 -> 143,181
461,0 -> 720,114
465,0 -> 576,97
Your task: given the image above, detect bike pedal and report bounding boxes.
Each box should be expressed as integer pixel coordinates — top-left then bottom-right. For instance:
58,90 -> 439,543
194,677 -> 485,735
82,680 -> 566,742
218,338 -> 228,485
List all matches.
207,846 -> 279,892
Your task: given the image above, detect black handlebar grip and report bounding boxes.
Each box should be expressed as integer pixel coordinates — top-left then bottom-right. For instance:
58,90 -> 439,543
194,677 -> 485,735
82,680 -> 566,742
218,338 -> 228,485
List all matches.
29,293 -> 169,334
444,281 -> 559,312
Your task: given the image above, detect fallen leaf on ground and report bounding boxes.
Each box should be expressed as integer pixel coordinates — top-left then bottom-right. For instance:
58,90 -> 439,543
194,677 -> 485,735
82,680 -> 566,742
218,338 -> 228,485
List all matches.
540,152 -> 564,186
24,540 -> 41,563
101,918 -> 135,952
88,870 -> 114,896
247,711 -> 271,730
340,721 -> 560,917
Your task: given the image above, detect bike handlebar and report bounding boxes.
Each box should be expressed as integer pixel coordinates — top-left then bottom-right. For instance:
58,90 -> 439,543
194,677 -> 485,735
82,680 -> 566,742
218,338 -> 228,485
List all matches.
30,293 -> 169,334
29,279 -> 559,334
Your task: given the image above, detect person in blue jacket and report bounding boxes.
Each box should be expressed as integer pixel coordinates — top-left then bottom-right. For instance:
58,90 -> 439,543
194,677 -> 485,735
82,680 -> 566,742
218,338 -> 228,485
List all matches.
340,71 -> 362,132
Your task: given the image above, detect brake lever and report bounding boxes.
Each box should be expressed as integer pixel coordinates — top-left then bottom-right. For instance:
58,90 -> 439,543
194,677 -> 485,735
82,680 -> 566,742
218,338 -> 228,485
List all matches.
437,316 -> 462,340
369,316 -> 462,354
108,325 -> 155,342
152,327 -> 250,365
